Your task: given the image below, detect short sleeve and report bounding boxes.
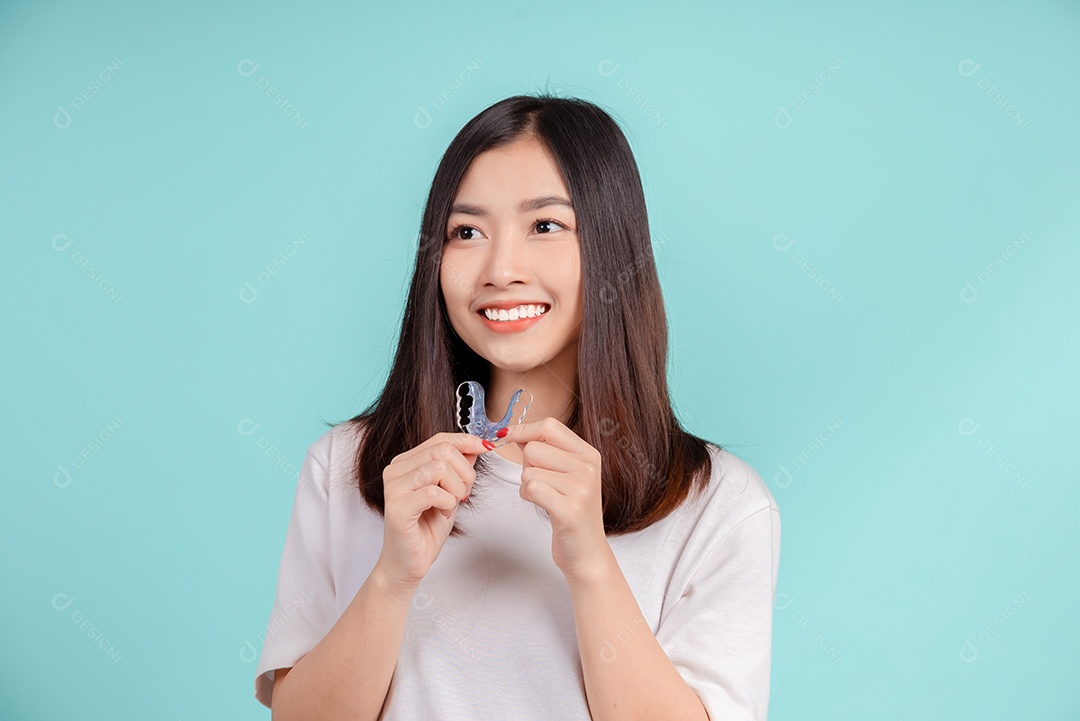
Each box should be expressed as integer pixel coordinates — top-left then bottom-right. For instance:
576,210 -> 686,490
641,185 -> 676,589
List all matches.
253,430 -> 338,709
655,503 -> 782,721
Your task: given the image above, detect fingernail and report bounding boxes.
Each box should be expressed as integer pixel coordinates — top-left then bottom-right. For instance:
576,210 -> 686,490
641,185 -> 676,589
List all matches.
482,440 -> 495,451
496,427 -> 509,438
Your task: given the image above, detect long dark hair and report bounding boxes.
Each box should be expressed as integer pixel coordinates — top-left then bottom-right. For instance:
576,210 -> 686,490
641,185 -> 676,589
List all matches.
327,92 -> 716,538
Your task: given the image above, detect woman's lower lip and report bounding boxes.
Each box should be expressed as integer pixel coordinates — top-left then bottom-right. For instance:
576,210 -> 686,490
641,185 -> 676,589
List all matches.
478,311 -> 546,334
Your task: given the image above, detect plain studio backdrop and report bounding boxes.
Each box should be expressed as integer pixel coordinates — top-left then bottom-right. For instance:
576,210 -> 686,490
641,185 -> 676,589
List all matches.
2,1 -> 1077,719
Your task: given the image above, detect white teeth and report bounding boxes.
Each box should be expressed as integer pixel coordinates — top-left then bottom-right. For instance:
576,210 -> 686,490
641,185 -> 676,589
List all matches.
482,304 -> 548,321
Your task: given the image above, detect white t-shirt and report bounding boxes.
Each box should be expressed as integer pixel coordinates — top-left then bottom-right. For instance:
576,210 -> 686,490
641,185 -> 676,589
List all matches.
254,422 -> 781,719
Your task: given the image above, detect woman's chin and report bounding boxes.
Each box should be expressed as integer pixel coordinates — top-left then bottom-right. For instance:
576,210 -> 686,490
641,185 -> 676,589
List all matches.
481,355 -> 549,375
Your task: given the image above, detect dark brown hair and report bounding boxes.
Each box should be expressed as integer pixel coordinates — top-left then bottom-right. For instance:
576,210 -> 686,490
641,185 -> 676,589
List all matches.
327,92 -> 716,538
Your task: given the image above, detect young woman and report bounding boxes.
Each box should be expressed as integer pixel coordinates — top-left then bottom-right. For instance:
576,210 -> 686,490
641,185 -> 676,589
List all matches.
254,93 -> 781,721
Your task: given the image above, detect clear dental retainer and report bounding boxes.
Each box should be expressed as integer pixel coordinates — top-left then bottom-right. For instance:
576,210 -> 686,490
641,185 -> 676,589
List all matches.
455,380 -> 534,447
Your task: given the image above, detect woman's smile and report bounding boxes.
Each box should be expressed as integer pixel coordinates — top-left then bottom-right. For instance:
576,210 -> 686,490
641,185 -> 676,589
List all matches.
476,301 -> 550,333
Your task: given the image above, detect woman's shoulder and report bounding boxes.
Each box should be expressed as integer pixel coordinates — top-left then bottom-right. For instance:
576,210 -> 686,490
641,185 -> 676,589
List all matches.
302,420 -> 364,462
298,420 -> 368,494
687,441 -> 781,536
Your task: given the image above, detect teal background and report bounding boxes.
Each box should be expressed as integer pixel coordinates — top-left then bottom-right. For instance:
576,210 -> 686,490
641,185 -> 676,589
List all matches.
2,0 -> 1077,718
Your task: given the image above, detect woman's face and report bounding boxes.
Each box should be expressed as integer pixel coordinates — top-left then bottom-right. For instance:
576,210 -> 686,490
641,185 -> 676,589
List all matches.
440,134 -> 583,376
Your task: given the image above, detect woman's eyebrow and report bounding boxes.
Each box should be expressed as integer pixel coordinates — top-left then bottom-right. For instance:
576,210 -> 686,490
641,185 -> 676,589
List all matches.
450,195 -> 574,216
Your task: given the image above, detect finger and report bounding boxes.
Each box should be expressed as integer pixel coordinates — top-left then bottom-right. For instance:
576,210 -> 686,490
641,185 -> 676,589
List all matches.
395,431 -> 492,474
499,418 -> 586,454
412,458 -> 469,502
402,482 -> 460,521
385,456 -> 468,506
392,441 -> 478,490
388,435 -> 490,499
394,432 -> 491,468
517,439 -> 576,474
518,470 -> 561,512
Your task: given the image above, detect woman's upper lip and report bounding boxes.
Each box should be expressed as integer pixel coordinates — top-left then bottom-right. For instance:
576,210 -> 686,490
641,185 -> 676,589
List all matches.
475,300 -> 550,311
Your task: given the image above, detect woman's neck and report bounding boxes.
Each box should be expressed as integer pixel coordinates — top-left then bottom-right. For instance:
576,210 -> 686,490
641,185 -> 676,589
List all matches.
486,356 -> 578,434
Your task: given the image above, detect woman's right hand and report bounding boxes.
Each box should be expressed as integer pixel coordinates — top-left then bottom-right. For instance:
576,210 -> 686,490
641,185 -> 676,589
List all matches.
376,432 -> 493,590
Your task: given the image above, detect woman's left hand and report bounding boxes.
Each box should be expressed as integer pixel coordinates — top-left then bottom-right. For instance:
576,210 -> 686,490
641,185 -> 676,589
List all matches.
498,417 -> 613,582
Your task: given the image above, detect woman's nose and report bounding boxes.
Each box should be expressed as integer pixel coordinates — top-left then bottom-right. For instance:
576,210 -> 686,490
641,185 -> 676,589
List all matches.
481,231 -> 529,286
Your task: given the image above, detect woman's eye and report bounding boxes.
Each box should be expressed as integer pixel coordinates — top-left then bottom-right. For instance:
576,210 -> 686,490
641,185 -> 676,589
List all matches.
449,225 -> 479,241
535,220 -> 565,234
